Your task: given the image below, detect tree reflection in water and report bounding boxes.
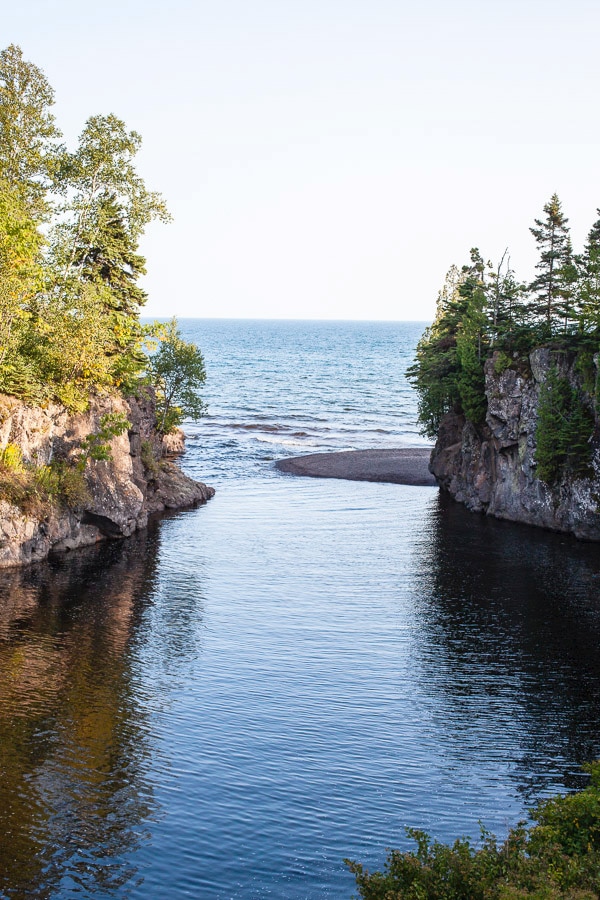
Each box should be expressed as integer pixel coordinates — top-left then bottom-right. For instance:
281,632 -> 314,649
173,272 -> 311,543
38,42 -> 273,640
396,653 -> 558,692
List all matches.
0,527 -> 163,899
410,492 -> 600,804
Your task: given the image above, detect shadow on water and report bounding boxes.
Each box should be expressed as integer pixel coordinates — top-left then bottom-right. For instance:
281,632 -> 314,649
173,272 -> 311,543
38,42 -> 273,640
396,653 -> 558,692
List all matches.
0,525 -> 168,900
411,493 -> 600,804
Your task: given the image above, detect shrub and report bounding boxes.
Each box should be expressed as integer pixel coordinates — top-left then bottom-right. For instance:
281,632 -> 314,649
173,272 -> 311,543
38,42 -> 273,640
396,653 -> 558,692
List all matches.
493,351 -> 514,375
346,764 -> 600,900
0,456 -> 90,517
0,442 -> 23,471
140,439 -> 159,475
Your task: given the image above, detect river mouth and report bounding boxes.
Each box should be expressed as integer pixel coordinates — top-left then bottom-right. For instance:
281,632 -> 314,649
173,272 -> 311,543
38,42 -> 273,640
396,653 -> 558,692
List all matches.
3,319 -> 600,899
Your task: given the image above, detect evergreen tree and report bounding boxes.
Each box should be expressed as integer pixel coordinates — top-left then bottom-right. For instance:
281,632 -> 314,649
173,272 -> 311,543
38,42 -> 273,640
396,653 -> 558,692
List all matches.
456,249 -> 488,425
576,210 -> 600,335
73,191 -> 147,315
408,252 -> 491,435
529,194 -> 571,334
407,265 -> 465,437
557,237 -> 579,334
535,365 -> 594,483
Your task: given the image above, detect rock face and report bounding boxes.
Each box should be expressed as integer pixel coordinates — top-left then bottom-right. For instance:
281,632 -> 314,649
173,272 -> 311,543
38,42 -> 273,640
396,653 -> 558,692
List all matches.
0,390 -> 214,567
430,350 -> 600,541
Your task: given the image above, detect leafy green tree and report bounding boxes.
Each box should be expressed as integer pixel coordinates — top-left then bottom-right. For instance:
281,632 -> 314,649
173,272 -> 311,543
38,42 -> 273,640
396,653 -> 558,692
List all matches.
529,194 -> 572,334
148,319 -> 207,433
0,44 -> 177,410
51,113 -> 169,289
0,180 -> 42,371
46,114 -> 171,395
0,44 -> 62,219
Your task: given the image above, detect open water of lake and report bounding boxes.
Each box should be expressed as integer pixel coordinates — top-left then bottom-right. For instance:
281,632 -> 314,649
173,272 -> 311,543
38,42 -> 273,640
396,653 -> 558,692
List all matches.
1,320 -> 600,899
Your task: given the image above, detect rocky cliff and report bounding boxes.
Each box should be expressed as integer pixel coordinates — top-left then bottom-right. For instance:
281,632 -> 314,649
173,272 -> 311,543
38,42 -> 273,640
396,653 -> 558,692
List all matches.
430,349 -> 600,541
0,390 -> 214,567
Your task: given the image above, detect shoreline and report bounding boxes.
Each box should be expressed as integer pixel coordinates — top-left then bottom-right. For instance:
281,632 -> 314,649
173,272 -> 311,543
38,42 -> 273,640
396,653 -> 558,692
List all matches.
275,447 -> 436,485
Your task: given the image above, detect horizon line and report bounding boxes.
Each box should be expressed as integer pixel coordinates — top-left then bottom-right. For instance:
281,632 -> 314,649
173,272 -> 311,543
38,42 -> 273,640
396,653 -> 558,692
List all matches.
141,315 -> 432,323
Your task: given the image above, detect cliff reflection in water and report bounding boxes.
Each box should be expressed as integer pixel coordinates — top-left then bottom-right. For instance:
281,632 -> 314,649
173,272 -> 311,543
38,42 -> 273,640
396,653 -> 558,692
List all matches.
412,493 -> 600,802
0,527 -> 164,899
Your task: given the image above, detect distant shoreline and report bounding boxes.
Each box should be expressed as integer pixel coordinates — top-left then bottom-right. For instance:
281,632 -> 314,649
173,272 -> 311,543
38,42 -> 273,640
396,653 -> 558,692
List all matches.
275,448 -> 436,486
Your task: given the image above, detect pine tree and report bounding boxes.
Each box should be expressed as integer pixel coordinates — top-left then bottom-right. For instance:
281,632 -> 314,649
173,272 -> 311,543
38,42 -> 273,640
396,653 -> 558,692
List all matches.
456,249 -> 488,425
529,194 -> 571,335
72,191 -> 148,316
406,265 -> 465,437
485,251 -> 532,347
576,210 -> 600,335
557,237 -> 579,334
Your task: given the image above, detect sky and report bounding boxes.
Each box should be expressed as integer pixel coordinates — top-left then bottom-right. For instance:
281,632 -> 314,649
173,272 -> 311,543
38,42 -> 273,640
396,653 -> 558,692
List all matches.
4,0 -> 600,320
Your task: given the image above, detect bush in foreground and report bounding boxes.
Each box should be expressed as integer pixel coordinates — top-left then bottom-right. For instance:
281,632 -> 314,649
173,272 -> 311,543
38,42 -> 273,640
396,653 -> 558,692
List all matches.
346,763 -> 600,899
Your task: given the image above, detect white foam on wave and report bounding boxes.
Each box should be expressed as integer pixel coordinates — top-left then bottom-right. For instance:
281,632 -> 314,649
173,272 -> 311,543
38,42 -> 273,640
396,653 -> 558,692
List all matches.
255,434 -> 319,448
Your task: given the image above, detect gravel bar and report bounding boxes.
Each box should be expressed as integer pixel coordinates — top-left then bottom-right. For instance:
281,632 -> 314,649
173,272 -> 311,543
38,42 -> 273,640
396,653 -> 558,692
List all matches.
275,448 -> 436,486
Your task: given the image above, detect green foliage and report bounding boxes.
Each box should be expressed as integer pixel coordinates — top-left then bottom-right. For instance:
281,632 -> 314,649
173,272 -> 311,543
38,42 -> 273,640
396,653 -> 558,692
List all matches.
535,365 -> 594,484
0,44 -> 62,219
347,764 -> 600,900
52,462 -> 90,509
408,253 -> 490,435
140,439 -> 160,475
0,411 -> 129,516
148,318 -> 207,434
529,194 -> 573,333
493,351 -> 514,375
0,453 -> 89,517
574,352 -> 597,396
407,266 -> 464,438
0,44 -> 174,409
575,212 -> 600,337
410,196 -> 600,464
0,442 -> 23,470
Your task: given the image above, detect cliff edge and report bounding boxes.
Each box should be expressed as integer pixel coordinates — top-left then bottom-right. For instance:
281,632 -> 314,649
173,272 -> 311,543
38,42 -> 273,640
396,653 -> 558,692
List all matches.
0,390 -> 214,567
430,349 -> 600,541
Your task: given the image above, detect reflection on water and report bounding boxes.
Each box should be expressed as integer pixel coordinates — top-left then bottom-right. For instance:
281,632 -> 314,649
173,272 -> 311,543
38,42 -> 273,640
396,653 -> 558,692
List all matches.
412,494 -> 600,802
0,484 -> 600,898
0,530 -> 162,899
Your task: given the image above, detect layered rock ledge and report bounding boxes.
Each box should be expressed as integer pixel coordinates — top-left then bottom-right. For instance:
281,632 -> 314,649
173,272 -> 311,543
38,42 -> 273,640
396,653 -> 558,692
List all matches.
0,390 -> 214,568
276,448 -> 436,485
430,349 -> 600,541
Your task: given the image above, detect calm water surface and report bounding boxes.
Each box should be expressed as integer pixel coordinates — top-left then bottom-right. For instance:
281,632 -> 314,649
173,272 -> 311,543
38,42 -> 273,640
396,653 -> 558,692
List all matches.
1,320 -> 600,899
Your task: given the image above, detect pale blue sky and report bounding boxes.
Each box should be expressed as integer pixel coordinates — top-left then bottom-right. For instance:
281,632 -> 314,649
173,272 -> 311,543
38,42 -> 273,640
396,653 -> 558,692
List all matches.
4,0 -> 600,319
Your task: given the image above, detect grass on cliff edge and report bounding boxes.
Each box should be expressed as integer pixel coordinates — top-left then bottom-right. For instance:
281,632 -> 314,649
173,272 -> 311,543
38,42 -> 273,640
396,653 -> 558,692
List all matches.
0,444 -> 89,518
346,762 -> 600,899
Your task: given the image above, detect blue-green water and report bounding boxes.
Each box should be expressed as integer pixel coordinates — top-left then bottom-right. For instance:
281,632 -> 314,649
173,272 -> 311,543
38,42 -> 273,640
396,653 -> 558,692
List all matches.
1,320 -> 600,899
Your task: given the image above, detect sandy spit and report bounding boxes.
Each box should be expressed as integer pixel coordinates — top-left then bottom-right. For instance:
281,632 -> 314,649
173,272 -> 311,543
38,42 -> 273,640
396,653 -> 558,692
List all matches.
275,448 -> 436,486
